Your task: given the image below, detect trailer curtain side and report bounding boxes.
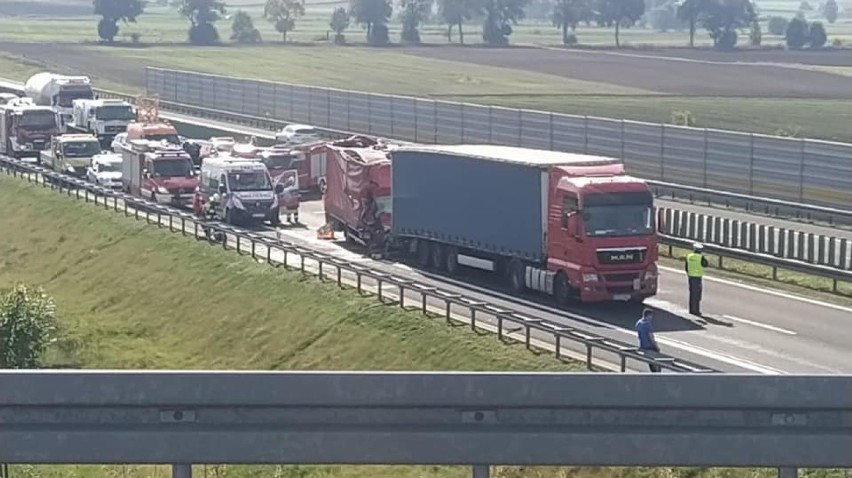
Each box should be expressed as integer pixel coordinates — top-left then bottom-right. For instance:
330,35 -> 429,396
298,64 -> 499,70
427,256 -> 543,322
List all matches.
391,150 -> 548,263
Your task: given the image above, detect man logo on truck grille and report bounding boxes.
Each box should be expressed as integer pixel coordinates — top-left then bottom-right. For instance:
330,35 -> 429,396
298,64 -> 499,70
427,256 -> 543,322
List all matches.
598,248 -> 645,265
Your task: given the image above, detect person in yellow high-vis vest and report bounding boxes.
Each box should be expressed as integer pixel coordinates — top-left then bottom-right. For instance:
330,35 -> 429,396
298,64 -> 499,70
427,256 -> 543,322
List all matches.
685,243 -> 709,316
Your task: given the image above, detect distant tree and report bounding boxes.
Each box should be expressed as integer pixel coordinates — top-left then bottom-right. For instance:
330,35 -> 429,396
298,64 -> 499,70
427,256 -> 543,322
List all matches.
785,15 -> 808,48
329,7 -> 350,43
767,15 -> 788,35
399,0 -> 433,42
481,0 -> 529,44
822,0 -> 838,23
799,0 -> 812,9
263,0 -> 305,42
677,0 -> 710,47
179,0 -> 226,44
809,20 -> 827,46
93,0 -> 146,42
0,284 -> 58,369
438,0 -> 477,42
697,0 -> 755,50
350,0 -> 393,42
230,10 -> 262,42
552,0 -> 591,43
597,0 -> 645,47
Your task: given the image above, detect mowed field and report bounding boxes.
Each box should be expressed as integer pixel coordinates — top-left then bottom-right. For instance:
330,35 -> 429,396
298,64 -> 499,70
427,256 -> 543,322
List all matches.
2,0 -> 852,140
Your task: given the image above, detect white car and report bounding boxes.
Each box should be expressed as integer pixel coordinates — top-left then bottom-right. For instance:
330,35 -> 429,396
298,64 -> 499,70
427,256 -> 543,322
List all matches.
0,93 -> 18,106
274,124 -> 320,145
87,153 -> 124,189
110,132 -> 128,153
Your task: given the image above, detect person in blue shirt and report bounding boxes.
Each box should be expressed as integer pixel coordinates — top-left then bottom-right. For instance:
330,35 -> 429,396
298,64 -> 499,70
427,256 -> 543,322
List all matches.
636,308 -> 661,373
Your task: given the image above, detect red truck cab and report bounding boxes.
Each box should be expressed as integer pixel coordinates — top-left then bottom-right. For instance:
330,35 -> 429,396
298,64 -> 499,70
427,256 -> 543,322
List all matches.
547,165 -> 658,303
121,139 -> 198,207
0,98 -> 61,159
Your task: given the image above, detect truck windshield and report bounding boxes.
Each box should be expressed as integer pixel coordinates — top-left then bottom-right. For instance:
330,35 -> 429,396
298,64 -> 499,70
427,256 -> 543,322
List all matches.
18,111 -> 57,128
153,158 -> 193,177
98,161 -> 121,172
582,192 -> 654,238
147,134 -> 180,145
262,154 -> 296,170
63,141 -> 101,157
58,89 -> 94,108
228,171 -> 271,191
96,105 -> 134,121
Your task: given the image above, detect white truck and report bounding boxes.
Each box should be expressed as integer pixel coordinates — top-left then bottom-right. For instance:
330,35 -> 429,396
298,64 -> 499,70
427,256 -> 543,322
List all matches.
39,133 -> 102,178
24,72 -> 94,128
70,98 -> 135,145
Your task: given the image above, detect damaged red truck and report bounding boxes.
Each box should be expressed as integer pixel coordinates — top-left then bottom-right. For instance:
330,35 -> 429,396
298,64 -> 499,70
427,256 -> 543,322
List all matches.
324,144 -> 659,304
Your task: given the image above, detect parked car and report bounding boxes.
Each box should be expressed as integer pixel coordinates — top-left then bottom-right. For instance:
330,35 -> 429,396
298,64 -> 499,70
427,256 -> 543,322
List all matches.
110,132 -> 128,153
86,152 -> 124,189
0,92 -> 19,106
274,124 -> 320,145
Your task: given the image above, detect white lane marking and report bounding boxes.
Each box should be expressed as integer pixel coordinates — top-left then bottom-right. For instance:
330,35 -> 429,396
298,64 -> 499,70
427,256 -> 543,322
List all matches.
611,329 -> 788,375
658,265 -> 852,314
265,224 -> 790,373
646,297 -> 797,335
723,315 -> 797,336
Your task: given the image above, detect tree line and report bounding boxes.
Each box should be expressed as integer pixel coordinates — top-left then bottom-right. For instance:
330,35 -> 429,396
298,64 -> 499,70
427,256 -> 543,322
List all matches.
93,0 -> 839,49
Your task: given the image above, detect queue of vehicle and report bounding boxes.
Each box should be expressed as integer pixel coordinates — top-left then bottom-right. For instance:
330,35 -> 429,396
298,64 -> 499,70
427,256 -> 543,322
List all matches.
2,77 -> 663,306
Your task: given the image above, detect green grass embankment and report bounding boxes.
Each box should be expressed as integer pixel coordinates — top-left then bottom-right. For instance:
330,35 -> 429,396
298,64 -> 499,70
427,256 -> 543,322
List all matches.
0,176 -> 848,478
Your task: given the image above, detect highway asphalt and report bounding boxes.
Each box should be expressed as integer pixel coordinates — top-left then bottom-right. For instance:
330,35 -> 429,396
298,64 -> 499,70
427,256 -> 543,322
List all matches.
277,199 -> 852,374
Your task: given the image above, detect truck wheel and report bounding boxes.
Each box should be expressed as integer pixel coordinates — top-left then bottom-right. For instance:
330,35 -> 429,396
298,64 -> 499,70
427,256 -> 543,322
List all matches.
430,243 -> 445,271
445,246 -> 459,276
554,273 -> 572,307
507,259 -> 525,294
416,240 -> 431,268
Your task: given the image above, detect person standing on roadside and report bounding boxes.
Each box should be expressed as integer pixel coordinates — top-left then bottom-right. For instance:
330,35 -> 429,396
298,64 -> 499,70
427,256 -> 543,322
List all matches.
685,243 -> 709,316
636,308 -> 661,373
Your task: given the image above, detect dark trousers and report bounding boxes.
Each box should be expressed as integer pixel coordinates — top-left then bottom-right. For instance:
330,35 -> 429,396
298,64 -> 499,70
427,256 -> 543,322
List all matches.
640,347 -> 662,373
688,277 -> 703,315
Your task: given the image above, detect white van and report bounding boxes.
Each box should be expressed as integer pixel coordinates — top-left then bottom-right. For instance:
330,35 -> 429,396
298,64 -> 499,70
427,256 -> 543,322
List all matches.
194,154 -> 284,227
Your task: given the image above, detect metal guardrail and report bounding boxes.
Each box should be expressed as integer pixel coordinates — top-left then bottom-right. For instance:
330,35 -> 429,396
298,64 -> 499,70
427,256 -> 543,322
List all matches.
0,155 -> 716,374
145,67 -> 852,209
0,371 -> 845,478
651,180 -> 852,227
3,77 -> 852,229
659,207 -> 852,273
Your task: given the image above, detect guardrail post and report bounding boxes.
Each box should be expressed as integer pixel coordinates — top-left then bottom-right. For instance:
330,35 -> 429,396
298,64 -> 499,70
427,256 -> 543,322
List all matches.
172,464 -> 192,478
472,465 -> 490,478
777,467 -> 798,478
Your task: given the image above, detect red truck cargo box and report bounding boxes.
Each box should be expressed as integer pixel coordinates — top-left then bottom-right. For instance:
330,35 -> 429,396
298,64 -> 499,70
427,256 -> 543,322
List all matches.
324,145 -> 392,232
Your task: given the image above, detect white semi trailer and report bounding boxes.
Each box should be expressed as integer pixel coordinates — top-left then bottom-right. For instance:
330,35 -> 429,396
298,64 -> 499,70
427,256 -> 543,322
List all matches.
24,72 -> 94,127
